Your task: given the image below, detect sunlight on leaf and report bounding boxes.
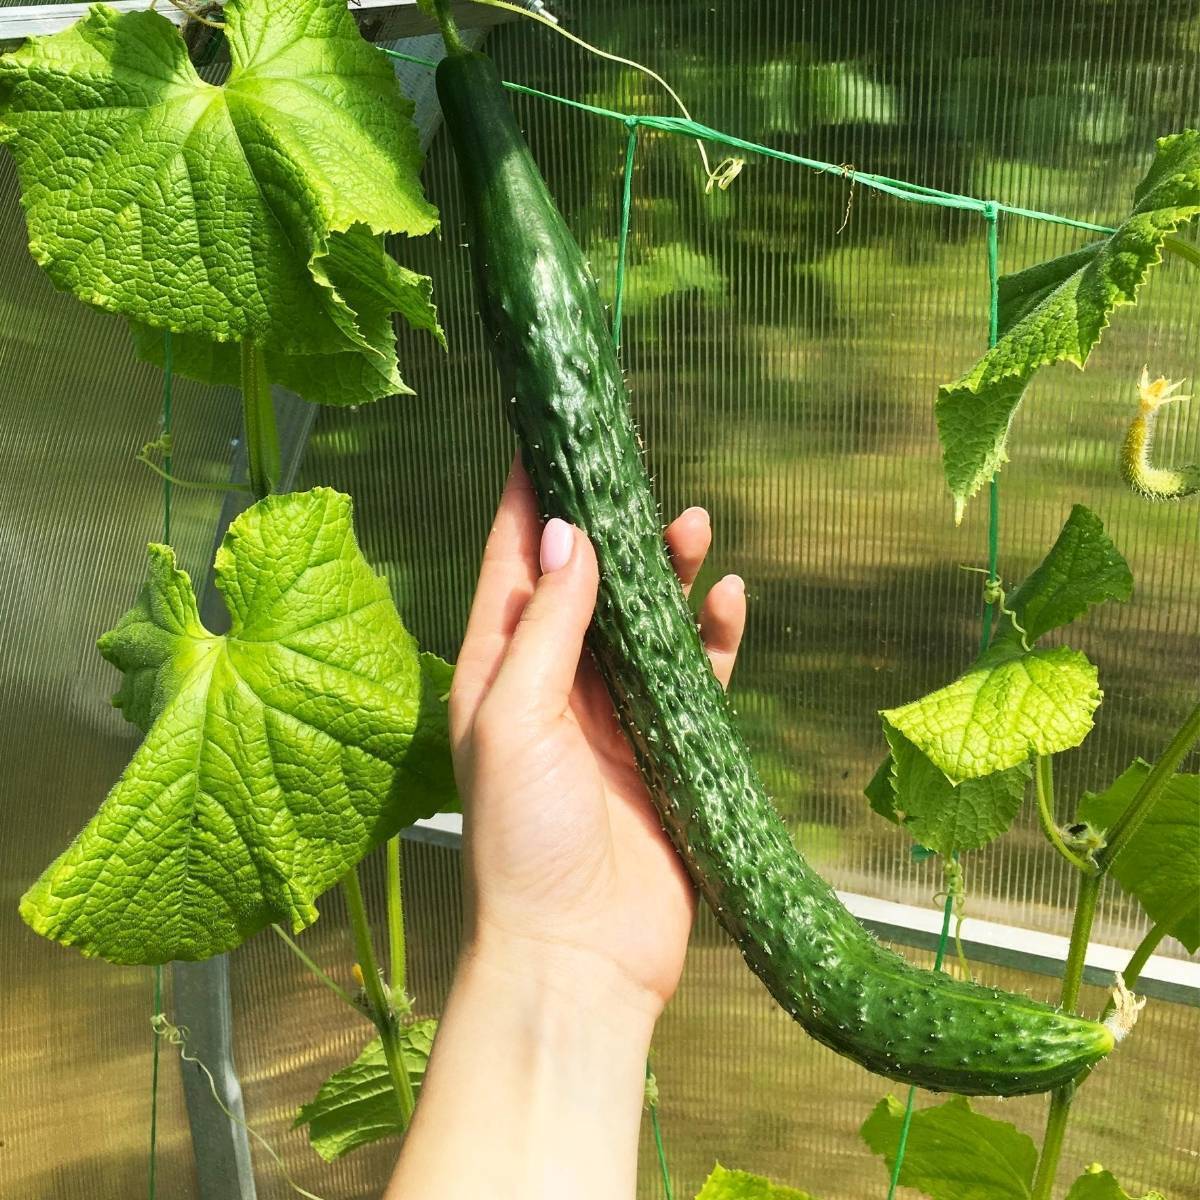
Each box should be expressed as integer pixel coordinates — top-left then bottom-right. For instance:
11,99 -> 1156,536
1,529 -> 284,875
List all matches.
20,489 -> 455,964
1065,1164 -> 1165,1200
883,643 -> 1100,782
694,1163 -> 820,1200
0,0 -> 441,406
936,130 -> 1200,520
879,721 -> 1030,856
295,1019 -> 436,1161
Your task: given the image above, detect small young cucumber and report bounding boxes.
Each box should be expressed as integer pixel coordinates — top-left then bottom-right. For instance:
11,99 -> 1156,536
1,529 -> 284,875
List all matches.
435,49 -> 1114,1095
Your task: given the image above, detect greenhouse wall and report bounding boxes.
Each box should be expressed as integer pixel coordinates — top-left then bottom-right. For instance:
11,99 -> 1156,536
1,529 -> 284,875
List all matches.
0,2 -> 1196,1198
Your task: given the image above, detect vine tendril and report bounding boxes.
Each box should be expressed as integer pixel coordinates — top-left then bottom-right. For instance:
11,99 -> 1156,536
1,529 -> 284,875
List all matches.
960,565 -> 1031,650
465,0 -> 736,191
151,1015 -> 327,1200
932,859 -> 972,981
136,434 -> 252,495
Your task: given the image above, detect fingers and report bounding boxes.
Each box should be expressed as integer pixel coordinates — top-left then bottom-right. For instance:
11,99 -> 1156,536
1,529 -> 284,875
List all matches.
449,458 -> 540,742
485,520 -> 600,723
664,506 -> 711,597
699,573 -> 746,689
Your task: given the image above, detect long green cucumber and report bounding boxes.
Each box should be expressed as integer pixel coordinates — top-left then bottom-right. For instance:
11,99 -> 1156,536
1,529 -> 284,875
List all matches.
435,49 -> 1115,1095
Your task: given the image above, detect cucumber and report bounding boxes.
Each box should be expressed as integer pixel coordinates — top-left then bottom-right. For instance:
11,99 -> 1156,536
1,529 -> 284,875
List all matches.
435,49 -> 1114,1095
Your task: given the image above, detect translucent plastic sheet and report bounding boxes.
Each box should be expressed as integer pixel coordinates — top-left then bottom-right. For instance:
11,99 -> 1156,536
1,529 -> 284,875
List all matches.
1,2 -> 1197,1198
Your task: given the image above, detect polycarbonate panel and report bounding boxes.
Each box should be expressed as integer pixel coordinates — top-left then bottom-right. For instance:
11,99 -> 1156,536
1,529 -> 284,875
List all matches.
0,138 -> 238,1195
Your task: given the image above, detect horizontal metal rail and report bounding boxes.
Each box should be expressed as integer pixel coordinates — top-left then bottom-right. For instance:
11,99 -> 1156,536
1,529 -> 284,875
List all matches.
405,812 -> 1200,1007
0,0 -> 513,39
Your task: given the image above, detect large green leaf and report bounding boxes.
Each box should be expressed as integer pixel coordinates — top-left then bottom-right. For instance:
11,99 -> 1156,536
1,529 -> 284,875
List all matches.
295,1019 -> 436,1161
1065,1165 -> 1165,1200
868,506 -> 1127,835
860,1095 -> 1036,1200
879,721 -> 1029,856
1000,505 -> 1134,648
936,130 -> 1200,520
1077,759 -> 1199,952
20,488 -> 455,964
882,642 -> 1100,782
694,1164 -> 819,1200
0,0 -> 440,406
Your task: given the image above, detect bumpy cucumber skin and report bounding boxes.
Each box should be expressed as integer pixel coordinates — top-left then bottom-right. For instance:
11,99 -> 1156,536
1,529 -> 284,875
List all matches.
435,51 -> 1114,1095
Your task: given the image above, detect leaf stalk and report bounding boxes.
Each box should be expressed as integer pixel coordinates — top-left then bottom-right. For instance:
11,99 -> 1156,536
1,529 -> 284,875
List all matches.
1034,756 -> 1094,874
240,339 -> 281,500
342,866 -> 416,1125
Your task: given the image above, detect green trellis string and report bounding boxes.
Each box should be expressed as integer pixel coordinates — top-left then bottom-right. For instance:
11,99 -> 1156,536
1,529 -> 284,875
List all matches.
148,331 -> 173,1200
136,42 -> 1118,1200
884,203 -> 1004,1200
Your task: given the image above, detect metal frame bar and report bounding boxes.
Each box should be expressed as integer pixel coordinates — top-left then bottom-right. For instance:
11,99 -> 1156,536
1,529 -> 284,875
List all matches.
0,0 -> 513,39
405,813 -> 1200,1007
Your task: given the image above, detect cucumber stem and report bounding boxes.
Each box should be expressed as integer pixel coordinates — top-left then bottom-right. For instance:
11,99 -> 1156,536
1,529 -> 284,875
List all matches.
240,338 -> 280,500
1033,702 -> 1199,1195
1031,870 -> 1101,1200
343,866 -> 416,1124
428,0 -> 467,54
1111,895 -> 1192,1003
271,924 -> 362,1015
386,837 -> 409,999
1163,234 -> 1200,270
1035,756 -> 1093,875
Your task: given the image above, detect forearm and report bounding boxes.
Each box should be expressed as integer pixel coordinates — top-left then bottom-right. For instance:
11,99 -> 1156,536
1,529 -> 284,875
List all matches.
387,939 -> 658,1199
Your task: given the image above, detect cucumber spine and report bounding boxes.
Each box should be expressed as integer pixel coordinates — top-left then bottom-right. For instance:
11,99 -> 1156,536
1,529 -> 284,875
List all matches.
435,49 -> 1114,1095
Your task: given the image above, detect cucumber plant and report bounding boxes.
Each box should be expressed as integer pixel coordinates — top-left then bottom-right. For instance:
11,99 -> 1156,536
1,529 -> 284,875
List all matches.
0,0 -> 460,1154
1,0 -> 1196,1194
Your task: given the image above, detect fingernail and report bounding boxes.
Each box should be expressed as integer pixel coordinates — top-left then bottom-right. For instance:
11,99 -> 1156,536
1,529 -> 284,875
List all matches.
540,518 -> 574,573
683,505 -> 710,525
726,574 -> 745,593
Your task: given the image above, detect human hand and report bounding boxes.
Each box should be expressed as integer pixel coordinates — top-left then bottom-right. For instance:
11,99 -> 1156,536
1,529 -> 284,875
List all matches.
449,459 -> 747,1021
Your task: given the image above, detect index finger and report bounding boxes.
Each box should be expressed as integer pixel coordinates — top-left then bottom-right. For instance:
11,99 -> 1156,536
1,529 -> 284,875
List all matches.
449,455 -> 541,740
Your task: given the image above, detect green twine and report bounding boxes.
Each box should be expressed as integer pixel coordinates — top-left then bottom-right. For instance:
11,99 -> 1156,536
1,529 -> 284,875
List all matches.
149,964 -> 163,1200
610,120 -> 674,1200
161,331 -> 174,545
885,888 -> 956,1198
149,331 -> 173,1200
887,204 -> 1004,1198
612,121 -> 639,351
981,204 -> 1002,648
381,47 -> 1116,236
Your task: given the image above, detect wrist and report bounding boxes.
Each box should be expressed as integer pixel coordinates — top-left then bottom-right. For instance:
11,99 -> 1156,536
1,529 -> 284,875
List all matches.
390,930 -> 656,1199
456,928 -> 662,1048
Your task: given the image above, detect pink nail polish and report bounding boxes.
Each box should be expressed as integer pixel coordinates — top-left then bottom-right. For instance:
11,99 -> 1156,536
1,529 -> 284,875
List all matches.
540,518 -> 574,573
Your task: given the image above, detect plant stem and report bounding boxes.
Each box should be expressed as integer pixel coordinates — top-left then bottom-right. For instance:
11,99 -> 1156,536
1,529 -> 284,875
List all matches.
1035,756 -> 1094,874
1030,870 -> 1102,1200
429,0 -> 467,54
386,836 -> 408,999
1163,234 -> 1200,270
1032,702 -> 1199,1196
240,338 -> 280,500
271,924 -> 362,1015
1104,891 -> 1195,1018
1096,700 -> 1200,872
1032,1087 -> 1074,1200
342,867 -> 416,1125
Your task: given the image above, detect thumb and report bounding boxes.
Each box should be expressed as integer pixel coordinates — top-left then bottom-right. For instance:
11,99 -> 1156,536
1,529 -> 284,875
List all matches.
488,518 -> 599,721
